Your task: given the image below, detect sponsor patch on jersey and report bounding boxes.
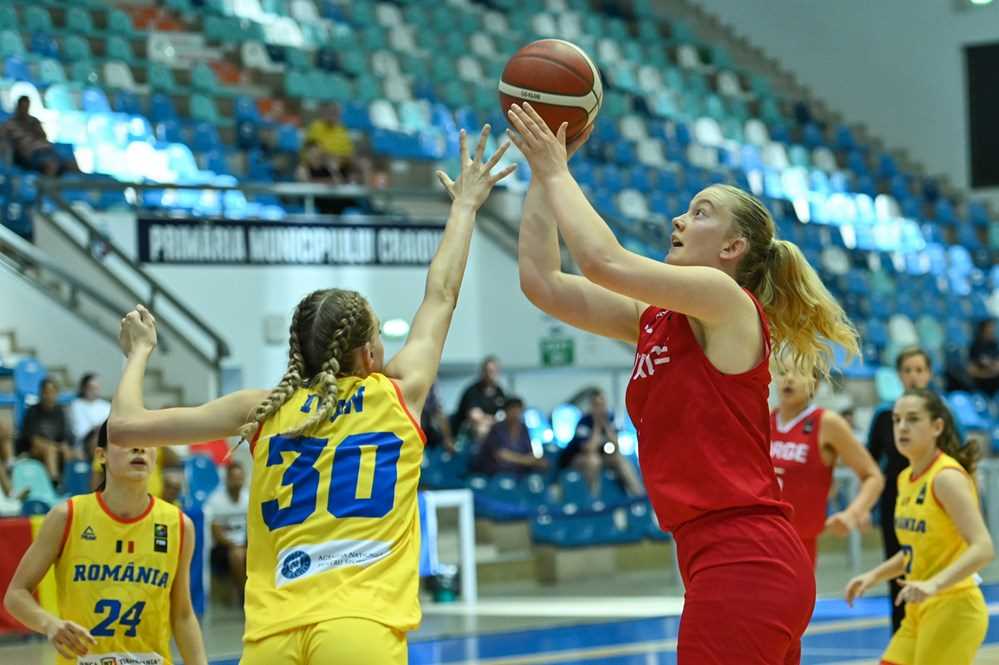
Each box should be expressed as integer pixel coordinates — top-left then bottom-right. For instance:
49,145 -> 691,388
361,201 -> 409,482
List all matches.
76,651 -> 164,665
153,523 -> 168,553
275,540 -> 392,587
803,419 -> 815,434
81,525 -> 97,541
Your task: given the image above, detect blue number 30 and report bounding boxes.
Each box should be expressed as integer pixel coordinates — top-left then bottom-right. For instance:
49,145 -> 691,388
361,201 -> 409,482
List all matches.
262,432 -> 403,530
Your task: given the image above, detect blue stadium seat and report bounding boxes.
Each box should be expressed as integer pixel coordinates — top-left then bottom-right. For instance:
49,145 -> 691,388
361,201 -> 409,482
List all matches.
185,454 -> 220,505
61,460 -> 92,497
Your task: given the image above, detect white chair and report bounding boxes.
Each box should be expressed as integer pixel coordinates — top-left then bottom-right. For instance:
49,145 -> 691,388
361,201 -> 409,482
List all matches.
636,139 -> 667,168
241,41 -> 281,73
875,194 -> 900,221
103,61 -> 137,91
388,26 -> 418,53
147,34 -> 178,65
888,314 -> 919,347
4,81 -> 43,114
291,0 -> 320,24
470,32 -> 497,59
687,144 -> 719,169
693,116 -> 723,147
398,99 -> 430,133
617,189 -> 649,220
374,2 -> 402,27
232,0 -> 264,21
744,118 -> 769,146
372,50 -> 401,77
482,10 -> 508,35
811,146 -> 838,172
546,0 -> 568,11
820,246 -> 851,276
619,114 -> 647,141
677,44 -> 702,69
264,17 -> 305,49
382,76 -> 412,102
597,38 -> 622,64
369,99 -> 400,131
457,55 -> 484,82
637,65 -> 662,94
761,142 -> 790,170
531,13 -> 558,36
716,70 -> 742,97
557,12 -> 582,40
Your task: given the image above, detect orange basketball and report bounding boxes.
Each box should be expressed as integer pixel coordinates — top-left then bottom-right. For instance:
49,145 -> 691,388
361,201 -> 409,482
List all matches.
498,39 -> 603,143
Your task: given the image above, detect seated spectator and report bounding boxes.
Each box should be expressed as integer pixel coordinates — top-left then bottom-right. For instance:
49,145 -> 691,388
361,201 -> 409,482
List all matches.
0,416 -> 12,468
558,390 -> 644,497
0,96 -> 77,176
304,102 -> 368,184
452,356 -> 507,442
16,378 -> 78,481
421,383 -> 456,453
968,319 -> 999,396
472,397 -> 548,476
68,372 -> 110,452
206,462 -> 249,605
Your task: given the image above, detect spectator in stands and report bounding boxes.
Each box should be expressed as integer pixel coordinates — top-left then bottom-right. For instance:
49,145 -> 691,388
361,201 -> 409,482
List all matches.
68,373 -> 110,452
206,462 -> 249,605
968,319 -> 999,397
421,383 -> 456,453
0,417 -> 12,468
160,467 -> 185,506
16,378 -> 76,480
471,397 -> 548,476
868,347 -> 933,633
304,103 -> 366,184
452,356 -> 507,442
558,390 -> 644,497
0,96 -> 77,176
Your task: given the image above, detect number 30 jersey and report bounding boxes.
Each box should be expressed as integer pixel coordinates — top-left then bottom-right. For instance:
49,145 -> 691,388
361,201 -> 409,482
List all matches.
53,492 -> 183,665
245,373 -> 426,642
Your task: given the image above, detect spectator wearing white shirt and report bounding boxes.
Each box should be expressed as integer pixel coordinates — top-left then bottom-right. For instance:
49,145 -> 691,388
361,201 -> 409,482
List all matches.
206,462 -> 249,605
68,373 -> 110,453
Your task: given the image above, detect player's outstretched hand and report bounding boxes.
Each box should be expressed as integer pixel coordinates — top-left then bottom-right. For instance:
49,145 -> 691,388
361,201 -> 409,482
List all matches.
896,579 -> 939,605
119,304 -> 158,357
436,125 -> 516,211
505,102 -> 572,180
45,618 -> 96,658
844,571 -> 875,607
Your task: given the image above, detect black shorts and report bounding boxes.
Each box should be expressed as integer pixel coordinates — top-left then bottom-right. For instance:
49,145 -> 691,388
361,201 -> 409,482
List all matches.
210,544 -> 231,576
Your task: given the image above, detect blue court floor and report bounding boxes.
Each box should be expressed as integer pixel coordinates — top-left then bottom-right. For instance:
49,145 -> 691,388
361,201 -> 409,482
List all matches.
201,584 -> 999,665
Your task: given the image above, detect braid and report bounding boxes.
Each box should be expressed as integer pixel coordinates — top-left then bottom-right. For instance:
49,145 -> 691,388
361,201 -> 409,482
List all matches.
283,293 -> 373,438
238,298 -> 312,441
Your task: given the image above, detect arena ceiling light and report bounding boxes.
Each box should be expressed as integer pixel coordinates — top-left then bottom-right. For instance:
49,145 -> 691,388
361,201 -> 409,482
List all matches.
381,318 -> 410,339
969,0 -> 993,5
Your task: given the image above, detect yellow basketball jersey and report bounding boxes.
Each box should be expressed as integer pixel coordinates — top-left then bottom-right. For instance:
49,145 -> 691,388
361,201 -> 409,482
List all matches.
244,373 -> 426,642
53,492 -> 184,665
895,452 -> 978,592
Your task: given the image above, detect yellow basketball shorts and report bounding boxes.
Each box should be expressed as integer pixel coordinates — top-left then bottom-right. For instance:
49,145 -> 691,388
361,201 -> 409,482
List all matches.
881,586 -> 987,665
240,617 -> 408,665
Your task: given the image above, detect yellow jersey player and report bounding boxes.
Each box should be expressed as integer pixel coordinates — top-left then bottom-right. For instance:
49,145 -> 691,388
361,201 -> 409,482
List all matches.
3,421 -> 206,665
108,125 -> 515,664
846,389 -> 993,665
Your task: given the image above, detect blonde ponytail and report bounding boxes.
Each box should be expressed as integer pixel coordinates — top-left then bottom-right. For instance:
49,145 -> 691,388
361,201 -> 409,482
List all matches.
715,185 -> 861,379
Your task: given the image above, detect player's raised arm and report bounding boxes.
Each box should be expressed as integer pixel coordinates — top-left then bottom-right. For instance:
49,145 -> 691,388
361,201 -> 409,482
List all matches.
385,126 -> 515,415
517,126 -> 644,344
110,305 -> 268,447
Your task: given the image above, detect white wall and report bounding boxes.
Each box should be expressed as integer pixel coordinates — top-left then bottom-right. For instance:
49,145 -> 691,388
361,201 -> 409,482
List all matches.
102,214 -> 634,399
689,0 -> 999,202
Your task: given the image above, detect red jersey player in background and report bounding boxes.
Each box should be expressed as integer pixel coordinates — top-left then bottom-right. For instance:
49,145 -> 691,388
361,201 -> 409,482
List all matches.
508,104 -> 860,665
770,367 -> 883,566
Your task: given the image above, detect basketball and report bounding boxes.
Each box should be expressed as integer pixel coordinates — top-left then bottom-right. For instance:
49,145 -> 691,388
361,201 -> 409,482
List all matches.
498,39 -> 603,143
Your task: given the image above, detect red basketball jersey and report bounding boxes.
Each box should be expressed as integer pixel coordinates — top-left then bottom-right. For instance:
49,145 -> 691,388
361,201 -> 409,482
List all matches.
625,292 -> 790,533
770,405 -> 833,539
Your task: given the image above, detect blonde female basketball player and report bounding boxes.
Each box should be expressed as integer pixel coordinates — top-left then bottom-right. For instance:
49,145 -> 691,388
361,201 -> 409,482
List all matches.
3,421 -> 206,665
108,126 -> 514,665
770,366 -> 884,566
508,103 -> 859,664
846,389 -> 992,665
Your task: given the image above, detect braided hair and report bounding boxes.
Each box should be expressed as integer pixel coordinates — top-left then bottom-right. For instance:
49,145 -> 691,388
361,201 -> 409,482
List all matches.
239,289 -> 376,441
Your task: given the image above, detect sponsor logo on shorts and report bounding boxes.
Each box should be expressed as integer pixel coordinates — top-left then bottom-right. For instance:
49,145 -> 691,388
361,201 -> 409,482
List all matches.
77,652 -> 164,665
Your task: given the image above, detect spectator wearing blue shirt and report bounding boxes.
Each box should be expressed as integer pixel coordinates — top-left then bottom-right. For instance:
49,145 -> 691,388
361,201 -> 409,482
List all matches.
472,397 -> 548,476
